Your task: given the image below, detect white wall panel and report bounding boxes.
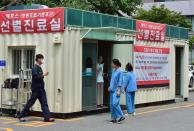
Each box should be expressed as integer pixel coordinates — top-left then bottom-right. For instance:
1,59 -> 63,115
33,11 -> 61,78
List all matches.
115,34 -> 188,105
0,30 -> 82,113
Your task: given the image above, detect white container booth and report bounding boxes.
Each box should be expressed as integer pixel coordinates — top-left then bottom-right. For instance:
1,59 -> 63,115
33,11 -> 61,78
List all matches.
0,7 -> 189,115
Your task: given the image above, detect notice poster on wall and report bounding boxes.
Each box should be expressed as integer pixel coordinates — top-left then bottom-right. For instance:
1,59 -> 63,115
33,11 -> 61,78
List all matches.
134,45 -> 170,86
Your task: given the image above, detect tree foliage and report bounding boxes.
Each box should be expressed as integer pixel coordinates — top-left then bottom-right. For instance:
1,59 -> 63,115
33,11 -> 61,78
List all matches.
0,0 -> 142,16
86,0 -> 142,16
135,5 -> 192,29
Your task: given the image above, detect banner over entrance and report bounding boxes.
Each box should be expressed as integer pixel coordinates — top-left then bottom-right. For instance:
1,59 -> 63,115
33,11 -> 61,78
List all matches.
0,8 -> 64,34
134,45 -> 170,86
136,20 -> 166,42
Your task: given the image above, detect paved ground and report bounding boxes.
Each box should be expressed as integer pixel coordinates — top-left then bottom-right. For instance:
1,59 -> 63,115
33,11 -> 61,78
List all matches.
1,93 -> 194,131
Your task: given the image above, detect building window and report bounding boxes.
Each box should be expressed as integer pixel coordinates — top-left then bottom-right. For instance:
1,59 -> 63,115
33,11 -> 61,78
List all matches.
12,48 -> 35,75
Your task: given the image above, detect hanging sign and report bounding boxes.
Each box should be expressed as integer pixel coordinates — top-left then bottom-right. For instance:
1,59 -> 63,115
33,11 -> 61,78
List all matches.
136,20 -> 166,42
0,7 -> 64,34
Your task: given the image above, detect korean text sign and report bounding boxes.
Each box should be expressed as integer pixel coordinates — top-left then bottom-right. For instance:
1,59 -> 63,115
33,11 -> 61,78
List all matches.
136,20 -> 166,42
0,8 -> 64,34
0,60 -> 6,69
134,45 -> 170,85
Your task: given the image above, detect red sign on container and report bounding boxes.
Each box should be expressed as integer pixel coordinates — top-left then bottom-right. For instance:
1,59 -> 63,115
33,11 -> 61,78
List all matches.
0,7 -> 64,34
136,20 -> 166,42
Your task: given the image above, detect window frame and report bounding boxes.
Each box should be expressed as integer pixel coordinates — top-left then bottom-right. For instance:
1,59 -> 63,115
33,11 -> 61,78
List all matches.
11,47 -> 35,75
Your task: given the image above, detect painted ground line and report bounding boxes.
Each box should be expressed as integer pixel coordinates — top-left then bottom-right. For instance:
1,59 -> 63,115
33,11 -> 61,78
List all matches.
16,121 -> 55,127
136,103 -> 194,116
58,117 -> 84,122
0,127 -> 13,131
3,121 -> 18,124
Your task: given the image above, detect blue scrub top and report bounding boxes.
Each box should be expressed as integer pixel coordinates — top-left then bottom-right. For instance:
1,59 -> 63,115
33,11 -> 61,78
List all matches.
123,72 -> 137,92
31,64 -> 45,91
109,68 -> 123,92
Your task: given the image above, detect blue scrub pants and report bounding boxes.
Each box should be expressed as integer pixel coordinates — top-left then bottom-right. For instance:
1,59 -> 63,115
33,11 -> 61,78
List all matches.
110,91 -> 123,120
126,91 -> 135,114
18,89 -> 50,120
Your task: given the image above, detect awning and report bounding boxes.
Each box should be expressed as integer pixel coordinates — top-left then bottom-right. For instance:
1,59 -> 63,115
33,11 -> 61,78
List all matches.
79,27 -> 137,42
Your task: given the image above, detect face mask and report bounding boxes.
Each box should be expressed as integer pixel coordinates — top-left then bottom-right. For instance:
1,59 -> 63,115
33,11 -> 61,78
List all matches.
38,59 -> 44,64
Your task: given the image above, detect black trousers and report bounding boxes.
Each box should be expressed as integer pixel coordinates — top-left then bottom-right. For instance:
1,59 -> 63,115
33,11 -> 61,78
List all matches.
18,89 -> 50,120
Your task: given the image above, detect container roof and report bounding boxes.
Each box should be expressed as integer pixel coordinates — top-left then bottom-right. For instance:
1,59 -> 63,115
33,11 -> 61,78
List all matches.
65,7 -> 189,40
1,5 -> 189,40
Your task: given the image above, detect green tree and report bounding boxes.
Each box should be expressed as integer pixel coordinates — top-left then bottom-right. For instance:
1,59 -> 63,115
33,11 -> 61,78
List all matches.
32,0 -> 91,10
189,36 -> 194,51
87,0 -> 142,16
0,0 -> 142,16
135,5 -> 192,29
32,0 -> 142,16
0,0 -> 91,11
0,0 -> 16,10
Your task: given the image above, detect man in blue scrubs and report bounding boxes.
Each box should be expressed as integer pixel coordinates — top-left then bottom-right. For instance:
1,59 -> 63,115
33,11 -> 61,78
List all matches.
108,59 -> 125,123
18,54 -> 54,122
123,63 -> 137,116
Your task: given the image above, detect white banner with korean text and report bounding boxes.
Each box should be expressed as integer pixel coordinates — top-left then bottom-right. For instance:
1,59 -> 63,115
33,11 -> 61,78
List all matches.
134,45 -> 170,86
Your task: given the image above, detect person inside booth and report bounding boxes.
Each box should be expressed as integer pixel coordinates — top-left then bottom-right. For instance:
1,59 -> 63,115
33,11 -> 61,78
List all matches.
97,56 -> 104,107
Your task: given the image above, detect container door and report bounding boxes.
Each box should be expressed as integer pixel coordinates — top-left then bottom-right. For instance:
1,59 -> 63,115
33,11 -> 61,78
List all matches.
82,43 -> 97,109
175,47 -> 184,97
111,43 -> 133,104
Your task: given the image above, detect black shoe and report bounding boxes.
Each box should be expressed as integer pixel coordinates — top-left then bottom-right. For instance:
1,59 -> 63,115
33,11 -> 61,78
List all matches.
97,105 -> 104,108
44,118 -> 55,122
19,117 -> 27,122
109,119 -> 117,123
117,117 -> 125,123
